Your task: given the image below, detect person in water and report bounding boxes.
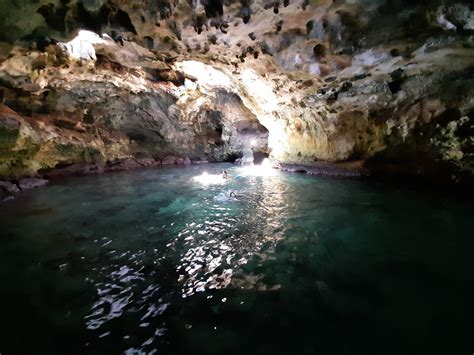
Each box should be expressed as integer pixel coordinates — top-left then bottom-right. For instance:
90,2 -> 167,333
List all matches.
222,170 -> 228,179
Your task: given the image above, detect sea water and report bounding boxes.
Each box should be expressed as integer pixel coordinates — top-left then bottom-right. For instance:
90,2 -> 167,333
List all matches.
0,163 -> 472,354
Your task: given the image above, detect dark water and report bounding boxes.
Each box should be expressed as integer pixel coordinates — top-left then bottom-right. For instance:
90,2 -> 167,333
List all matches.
0,163 -> 473,355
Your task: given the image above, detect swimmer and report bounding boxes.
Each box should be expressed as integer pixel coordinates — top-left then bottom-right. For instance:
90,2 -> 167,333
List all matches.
229,191 -> 238,198
222,170 -> 228,179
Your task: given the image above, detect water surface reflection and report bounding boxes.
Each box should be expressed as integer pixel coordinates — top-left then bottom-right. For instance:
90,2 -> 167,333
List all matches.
0,164 -> 473,354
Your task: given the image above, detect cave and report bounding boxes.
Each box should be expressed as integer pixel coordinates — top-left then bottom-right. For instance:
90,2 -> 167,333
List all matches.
0,1 -> 473,354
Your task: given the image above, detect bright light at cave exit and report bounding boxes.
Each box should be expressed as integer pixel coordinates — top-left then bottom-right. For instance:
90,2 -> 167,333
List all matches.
240,158 -> 277,177
192,171 -> 226,185
193,159 -> 276,185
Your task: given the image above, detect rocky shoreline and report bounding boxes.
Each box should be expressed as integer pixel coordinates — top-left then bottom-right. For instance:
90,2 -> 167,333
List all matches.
1,1 -> 473,188
0,177 -> 48,202
0,155 -> 210,202
278,160 -> 368,178
3,155 -> 473,202
2,157 -> 366,202
0,157 -> 374,202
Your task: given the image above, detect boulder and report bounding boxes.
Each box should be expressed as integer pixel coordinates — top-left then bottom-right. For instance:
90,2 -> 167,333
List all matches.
18,178 -> 48,190
0,180 -> 20,201
106,158 -> 142,171
162,156 -> 178,165
0,180 -> 20,194
135,157 -> 161,167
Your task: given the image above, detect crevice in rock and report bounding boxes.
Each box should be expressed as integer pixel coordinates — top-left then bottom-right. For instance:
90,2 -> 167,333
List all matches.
37,3 -> 69,32
435,108 -> 461,126
388,68 -> 405,94
313,44 -> 326,58
203,0 -> 224,18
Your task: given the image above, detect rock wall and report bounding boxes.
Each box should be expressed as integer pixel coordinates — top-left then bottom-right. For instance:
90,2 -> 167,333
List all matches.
0,0 -> 473,182
0,36 -> 269,178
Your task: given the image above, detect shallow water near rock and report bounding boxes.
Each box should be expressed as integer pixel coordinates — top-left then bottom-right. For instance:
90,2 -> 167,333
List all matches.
0,163 -> 473,355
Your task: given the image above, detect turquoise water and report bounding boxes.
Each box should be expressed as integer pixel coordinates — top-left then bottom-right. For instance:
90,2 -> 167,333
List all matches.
0,163 -> 473,355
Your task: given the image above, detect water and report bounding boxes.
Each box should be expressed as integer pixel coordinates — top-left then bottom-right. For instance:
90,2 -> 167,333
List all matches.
0,163 -> 473,355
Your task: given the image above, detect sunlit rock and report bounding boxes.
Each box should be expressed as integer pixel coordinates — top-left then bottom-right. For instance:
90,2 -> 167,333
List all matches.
58,30 -> 106,60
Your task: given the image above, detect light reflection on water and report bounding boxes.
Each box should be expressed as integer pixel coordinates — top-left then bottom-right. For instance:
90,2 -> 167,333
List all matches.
78,164 -> 294,346
174,167 -> 291,297
0,163 -> 473,354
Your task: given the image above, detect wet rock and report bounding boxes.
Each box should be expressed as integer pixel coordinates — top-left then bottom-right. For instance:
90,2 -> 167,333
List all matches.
280,161 -> 367,177
279,165 -> 307,173
234,157 -> 254,166
0,180 -> 20,200
18,178 -> 48,190
41,163 -> 105,178
162,156 -> 178,165
192,160 -> 209,165
0,180 -> 20,194
135,157 -> 161,167
106,159 -> 142,171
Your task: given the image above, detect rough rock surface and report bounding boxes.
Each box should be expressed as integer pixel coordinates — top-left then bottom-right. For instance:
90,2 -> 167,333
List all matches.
0,180 -> 20,201
18,177 -> 49,190
0,0 -> 473,183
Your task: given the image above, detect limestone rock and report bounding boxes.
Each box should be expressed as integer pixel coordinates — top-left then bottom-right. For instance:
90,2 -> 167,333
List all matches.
0,180 -> 20,201
106,158 -> 142,171
0,0 -> 472,183
41,163 -> 105,178
0,180 -> 20,194
58,30 -> 106,60
135,157 -> 161,167
162,156 -> 178,165
18,178 -> 48,190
